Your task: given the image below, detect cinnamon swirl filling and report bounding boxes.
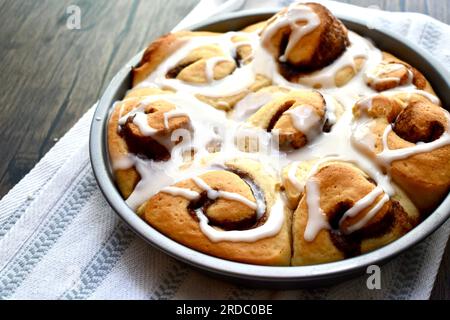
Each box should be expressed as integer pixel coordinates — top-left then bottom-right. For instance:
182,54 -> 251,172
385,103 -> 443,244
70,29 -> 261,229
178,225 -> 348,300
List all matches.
118,100 -> 191,161
247,89 -> 338,150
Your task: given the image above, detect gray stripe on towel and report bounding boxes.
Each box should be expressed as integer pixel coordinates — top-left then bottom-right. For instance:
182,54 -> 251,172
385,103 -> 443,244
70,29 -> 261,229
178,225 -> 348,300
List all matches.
61,221 -> 135,300
0,165 -> 96,299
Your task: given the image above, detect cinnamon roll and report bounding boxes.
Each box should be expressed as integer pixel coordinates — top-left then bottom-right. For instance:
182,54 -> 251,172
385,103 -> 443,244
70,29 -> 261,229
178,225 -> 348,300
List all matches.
352,94 -> 450,213
106,1 -> 449,266
108,88 -> 192,198
261,2 -> 349,70
138,159 -> 292,265
247,89 -> 343,150
133,31 -> 271,111
364,52 -> 435,93
259,2 -> 366,88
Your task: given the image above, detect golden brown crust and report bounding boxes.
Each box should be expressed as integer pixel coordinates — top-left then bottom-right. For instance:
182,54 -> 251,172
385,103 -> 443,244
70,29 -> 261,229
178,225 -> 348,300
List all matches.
107,90 -> 163,198
366,52 -> 435,94
304,2 -> 350,70
132,31 -> 272,111
247,89 -> 343,150
260,2 -> 355,88
192,171 -> 257,230
262,2 -> 349,71
107,88 -> 189,198
196,74 -> 272,111
133,33 -> 183,86
115,169 -> 140,200
132,31 -> 219,86
121,100 -> 190,161
353,95 -> 450,213
139,159 -> 292,266
291,161 -> 418,265
394,101 -> 447,143
382,52 -> 432,92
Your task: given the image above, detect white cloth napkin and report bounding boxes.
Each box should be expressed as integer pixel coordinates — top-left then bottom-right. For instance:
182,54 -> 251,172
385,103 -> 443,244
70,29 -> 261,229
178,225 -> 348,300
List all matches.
1,0 -> 449,300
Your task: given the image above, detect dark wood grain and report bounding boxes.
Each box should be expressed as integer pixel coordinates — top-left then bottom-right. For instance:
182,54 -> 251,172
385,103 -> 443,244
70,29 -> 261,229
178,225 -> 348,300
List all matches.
0,0 -> 448,299
0,0 -> 199,197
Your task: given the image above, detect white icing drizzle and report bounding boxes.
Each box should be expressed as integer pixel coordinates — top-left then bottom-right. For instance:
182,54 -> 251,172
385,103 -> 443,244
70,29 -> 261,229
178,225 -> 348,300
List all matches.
338,186 -> 384,234
261,4 -> 320,62
191,176 -> 258,210
340,186 -> 384,221
163,110 -> 190,129
304,178 -> 330,241
155,175 -> 280,243
160,186 -> 200,200
125,157 -> 176,210
112,154 -> 136,171
383,88 -> 441,105
352,118 -> 377,152
285,105 -> 324,141
287,161 -> 304,192
291,156 -> 394,241
138,31 -> 261,98
377,115 -> 450,166
195,196 -> 285,243
204,57 -> 234,82
231,90 -> 285,121
365,63 -> 413,86
257,32 -> 373,89
122,110 -> 158,136
323,93 -> 338,125
344,194 -> 390,234
406,68 -> 414,84
295,32 -> 371,88
353,84 -> 441,107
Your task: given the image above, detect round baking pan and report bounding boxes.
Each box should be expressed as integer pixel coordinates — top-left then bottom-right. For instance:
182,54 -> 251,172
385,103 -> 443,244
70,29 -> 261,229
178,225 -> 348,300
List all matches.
90,9 -> 450,288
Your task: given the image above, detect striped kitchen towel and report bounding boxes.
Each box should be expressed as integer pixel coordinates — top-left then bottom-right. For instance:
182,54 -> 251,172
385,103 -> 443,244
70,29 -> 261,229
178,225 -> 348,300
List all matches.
1,0 -> 449,300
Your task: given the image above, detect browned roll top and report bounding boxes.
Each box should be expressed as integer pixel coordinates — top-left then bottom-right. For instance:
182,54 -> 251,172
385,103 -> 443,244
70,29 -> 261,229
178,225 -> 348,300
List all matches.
118,100 -> 191,161
366,52 -> 430,92
353,94 -> 450,213
314,164 -> 411,256
105,1 -> 448,267
187,171 -> 260,231
247,89 -> 332,150
131,31 -> 270,111
261,2 -> 349,77
394,100 -> 447,144
137,159 -> 292,266
290,161 -> 418,265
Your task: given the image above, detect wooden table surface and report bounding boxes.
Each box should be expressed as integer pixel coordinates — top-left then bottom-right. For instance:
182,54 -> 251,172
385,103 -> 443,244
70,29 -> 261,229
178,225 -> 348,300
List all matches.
0,0 -> 448,299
